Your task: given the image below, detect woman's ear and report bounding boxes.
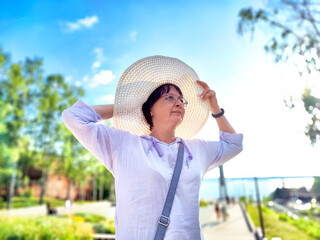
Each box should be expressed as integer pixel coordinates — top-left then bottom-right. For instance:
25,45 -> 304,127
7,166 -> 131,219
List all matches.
150,106 -> 154,117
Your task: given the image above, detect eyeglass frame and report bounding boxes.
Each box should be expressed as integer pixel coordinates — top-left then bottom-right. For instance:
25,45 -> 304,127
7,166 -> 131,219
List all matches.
161,93 -> 188,107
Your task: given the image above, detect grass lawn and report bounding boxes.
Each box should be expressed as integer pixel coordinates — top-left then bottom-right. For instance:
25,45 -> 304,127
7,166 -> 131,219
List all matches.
0,196 -> 96,209
246,204 -> 318,240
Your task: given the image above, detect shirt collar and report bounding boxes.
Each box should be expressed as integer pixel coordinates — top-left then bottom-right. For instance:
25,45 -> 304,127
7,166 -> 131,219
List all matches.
141,134 -> 193,168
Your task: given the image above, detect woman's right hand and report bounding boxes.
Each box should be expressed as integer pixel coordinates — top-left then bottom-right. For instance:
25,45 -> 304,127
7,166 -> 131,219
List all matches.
91,104 -> 114,120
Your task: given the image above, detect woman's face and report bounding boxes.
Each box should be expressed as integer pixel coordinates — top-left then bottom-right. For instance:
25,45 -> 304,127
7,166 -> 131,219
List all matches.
150,86 -> 185,129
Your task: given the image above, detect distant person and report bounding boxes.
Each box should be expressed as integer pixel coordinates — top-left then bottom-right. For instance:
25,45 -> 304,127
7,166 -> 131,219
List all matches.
215,202 -> 221,221
221,203 -> 228,221
46,202 -> 57,215
62,56 -> 243,239
65,199 -> 72,210
226,196 -> 230,205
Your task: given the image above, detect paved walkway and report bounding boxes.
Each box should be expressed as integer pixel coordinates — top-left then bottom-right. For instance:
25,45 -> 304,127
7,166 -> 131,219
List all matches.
0,201 -> 115,217
200,203 -> 255,240
1,201 -> 255,240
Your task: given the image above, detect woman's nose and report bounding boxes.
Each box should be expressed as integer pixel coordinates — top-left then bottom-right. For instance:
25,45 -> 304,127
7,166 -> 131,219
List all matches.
175,100 -> 183,107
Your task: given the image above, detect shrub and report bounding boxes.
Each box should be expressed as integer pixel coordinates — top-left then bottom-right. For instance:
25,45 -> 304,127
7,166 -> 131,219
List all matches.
93,219 -> 115,234
0,216 -> 93,240
279,213 -> 288,222
72,213 -> 106,223
72,215 -> 86,222
239,196 -> 246,203
93,223 -> 111,234
199,199 -> 209,207
59,213 -> 115,235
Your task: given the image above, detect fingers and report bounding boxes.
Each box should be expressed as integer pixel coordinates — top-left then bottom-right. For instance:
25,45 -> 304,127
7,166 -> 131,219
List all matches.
196,80 -> 216,101
200,89 -> 216,101
200,89 -> 209,99
196,80 -> 209,89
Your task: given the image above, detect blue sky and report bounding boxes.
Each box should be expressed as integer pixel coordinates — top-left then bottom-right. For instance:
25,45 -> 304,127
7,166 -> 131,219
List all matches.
1,0 -> 262,101
1,0 -> 319,179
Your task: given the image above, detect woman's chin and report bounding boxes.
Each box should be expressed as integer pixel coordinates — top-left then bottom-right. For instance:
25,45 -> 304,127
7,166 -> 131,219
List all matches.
172,117 -> 183,126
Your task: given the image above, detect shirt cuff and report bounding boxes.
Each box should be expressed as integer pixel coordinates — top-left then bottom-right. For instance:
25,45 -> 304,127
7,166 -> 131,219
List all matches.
70,99 -> 103,122
219,130 -> 243,145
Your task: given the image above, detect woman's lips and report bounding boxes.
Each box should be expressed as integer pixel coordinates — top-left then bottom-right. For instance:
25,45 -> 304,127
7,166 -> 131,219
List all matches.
171,111 -> 182,114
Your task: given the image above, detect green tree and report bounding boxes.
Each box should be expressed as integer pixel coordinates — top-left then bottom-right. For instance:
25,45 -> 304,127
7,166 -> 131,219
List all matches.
312,176 -> 320,197
0,100 -> 11,189
59,132 -> 88,200
15,135 -> 37,195
237,0 -> 320,144
60,115 -> 115,201
0,48 -> 42,209
33,74 -> 84,204
97,163 -> 114,201
0,47 -> 85,208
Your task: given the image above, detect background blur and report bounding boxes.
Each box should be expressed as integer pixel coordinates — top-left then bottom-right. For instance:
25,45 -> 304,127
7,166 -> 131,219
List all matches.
1,0 -> 319,239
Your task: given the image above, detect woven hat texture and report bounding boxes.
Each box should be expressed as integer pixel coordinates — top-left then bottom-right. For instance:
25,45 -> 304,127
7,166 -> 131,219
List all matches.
113,55 -> 210,139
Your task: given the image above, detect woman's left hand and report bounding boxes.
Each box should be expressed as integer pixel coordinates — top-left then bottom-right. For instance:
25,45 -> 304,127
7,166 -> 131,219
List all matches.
196,80 -> 236,133
196,80 -> 220,114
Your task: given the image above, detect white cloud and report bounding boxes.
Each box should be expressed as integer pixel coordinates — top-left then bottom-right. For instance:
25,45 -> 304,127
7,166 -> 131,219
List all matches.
75,81 -> 82,87
78,15 -> 99,28
83,75 -> 89,82
80,48 -> 113,88
93,47 -> 105,60
89,70 -> 115,87
63,15 -> 99,32
91,47 -> 107,71
92,61 -> 101,69
130,31 -> 138,42
65,22 -> 81,31
93,47 -> 107,62
100,94 -> 115,103
65,76 -> 72,82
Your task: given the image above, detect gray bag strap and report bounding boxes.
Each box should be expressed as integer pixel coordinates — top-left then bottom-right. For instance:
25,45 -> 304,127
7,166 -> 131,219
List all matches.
154,142 -> 184,240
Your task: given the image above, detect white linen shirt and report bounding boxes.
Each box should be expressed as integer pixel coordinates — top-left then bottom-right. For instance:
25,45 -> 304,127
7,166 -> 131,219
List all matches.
61,99 -> 243,240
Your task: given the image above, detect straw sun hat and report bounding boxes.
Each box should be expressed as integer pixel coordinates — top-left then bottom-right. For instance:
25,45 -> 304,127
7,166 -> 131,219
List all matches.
113,55 -> 210,139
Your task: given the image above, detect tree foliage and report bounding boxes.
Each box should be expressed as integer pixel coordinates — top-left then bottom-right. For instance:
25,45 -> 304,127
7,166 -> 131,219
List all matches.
312,176 -> 320,197
0,47 -> 113,208
0,47 -> 41,208
238,0 -> 320,144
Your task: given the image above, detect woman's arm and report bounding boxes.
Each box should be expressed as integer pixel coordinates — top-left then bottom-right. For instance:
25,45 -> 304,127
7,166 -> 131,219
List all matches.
196,80 -> 236,134
61,100 -> 128,174
91,104 -> 114,120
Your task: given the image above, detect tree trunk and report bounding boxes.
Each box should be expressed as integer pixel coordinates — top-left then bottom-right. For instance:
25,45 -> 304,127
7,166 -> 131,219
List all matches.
92,175 -> 97,201
39,170 -> 47,205
99,175 -> 104,201
109,178 -> 115,202
80,181 -> 85,201
66,178 -> 72,200
7,161 -> 17,210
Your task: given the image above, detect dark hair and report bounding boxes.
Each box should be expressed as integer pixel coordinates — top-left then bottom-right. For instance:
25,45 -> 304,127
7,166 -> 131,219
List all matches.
142,84 -> 183,131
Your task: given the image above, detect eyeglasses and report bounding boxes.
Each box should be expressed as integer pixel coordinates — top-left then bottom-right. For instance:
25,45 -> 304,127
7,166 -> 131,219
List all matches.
162,93 -> 188,107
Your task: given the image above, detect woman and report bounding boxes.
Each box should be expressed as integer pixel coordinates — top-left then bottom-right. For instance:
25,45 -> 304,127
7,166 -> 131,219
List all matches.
62,56 -> 243,240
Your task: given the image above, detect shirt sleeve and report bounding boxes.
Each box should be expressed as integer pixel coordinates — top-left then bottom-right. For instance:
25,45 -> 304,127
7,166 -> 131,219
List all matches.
201,130 -> 243,172
61,99 -> 130,175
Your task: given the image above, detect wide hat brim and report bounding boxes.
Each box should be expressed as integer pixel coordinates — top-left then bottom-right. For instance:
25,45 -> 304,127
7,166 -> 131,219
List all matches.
113,55 -> 210,139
